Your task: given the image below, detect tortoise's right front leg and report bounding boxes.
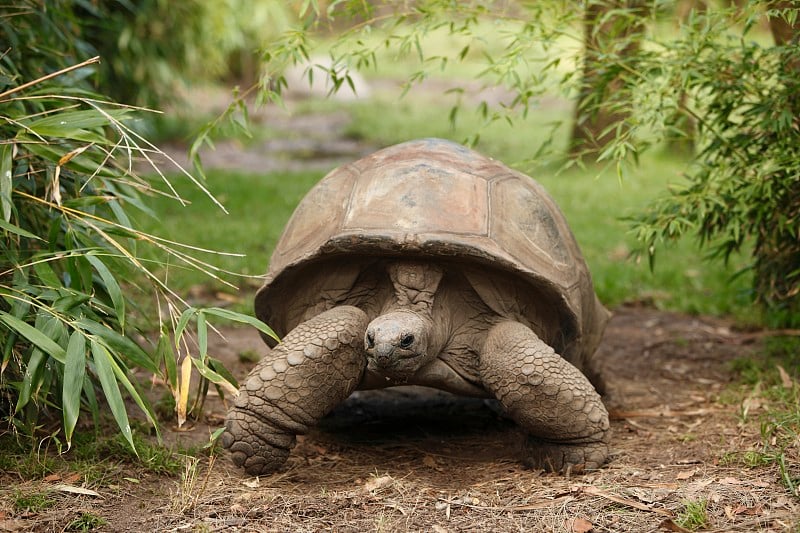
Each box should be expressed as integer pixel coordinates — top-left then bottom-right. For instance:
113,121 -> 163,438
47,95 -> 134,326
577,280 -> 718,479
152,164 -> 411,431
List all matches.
222,306 -> 368,475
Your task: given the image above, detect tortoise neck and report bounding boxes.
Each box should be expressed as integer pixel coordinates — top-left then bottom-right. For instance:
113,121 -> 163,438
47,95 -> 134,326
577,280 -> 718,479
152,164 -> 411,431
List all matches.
387,261 -> 443,315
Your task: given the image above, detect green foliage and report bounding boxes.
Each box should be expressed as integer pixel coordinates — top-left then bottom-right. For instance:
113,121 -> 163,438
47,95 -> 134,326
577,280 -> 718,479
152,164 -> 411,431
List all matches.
88,0 -> 295,106
90,432 -> 189,476
65,513 -> 108,532
12,489 -> 56,514
676,499 -> 709,531
0,4 -> 275,453
1,1 -> 294,108
228,0 -> 800,325
627,2 -> 800,326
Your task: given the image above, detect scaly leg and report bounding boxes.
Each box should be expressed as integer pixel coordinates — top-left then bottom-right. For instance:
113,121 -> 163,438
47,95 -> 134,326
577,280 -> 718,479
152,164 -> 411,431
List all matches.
480,321 -> 610,472
223,306 -> 368,475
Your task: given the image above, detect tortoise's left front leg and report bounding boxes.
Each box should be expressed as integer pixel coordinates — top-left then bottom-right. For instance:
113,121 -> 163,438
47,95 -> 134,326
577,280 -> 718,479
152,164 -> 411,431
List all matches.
479,321 -> 610,473
223,306 -> 368,475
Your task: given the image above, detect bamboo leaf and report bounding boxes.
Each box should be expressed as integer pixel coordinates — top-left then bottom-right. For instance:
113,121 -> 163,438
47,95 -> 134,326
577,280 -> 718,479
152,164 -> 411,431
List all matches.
90,340 -> 136,454
0,143 -> 13,223
86,254 -> 126,329
208,356 -> 238,390
177,355 -> 192,427
200,307 -> 279,342
22,109 -> 130,140
197,311 -> 207,362
62,331 -> 86,448
75,317 -> 156,373
100,339 -> 160,438
191,357 -> 238,397
15,348 -> 47,414
0,311 -> 66,363
32,259 -> 62,288
158,331 -> 178,392
0,218 -> 41,240
174,307 -> 197,350
82,373 -> 100,430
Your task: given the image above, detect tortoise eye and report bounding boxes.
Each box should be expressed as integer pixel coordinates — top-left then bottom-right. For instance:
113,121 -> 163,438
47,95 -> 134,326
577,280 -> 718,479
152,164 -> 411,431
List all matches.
366,332 -> 375,348
399,334 -> 414,348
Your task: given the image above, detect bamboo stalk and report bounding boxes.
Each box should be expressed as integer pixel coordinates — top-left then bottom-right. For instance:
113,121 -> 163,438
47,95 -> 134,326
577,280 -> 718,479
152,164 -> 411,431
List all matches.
0,56 -> 101,100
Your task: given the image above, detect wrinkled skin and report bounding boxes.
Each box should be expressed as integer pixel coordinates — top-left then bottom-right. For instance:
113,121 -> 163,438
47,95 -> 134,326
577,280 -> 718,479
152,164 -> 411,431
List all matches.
223,261 -> 609,475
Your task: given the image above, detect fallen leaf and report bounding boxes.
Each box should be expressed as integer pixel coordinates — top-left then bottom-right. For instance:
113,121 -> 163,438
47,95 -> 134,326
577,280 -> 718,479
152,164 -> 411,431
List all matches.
565,517 -> 593,532
733,504 -> 763,516
53,484 -> 101,497
243,477 -> 260,488
774,496 -> 790,508
310,443 -> 328,455
64,472 -> 82,483
363,475 -> 393,493
776,365 -> 793,389
578,486 -> 673,517
676,469 -> 696,480
43,473 -> 61,482
719,477 -> 742,485
686,479 -> 714,492
423,455 -> 438,469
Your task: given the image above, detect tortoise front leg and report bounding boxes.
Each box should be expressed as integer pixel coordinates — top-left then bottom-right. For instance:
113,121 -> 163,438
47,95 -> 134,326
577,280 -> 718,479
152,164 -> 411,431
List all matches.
222,306 -> 368,475
479,321 -> 610,472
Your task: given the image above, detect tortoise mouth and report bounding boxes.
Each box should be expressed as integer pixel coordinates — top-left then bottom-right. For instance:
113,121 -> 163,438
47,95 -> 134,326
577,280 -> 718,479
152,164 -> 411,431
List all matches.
365,353 -> 426,381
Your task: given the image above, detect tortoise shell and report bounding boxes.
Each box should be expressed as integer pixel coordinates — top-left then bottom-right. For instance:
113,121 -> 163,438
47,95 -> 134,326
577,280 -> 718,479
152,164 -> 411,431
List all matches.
255,138 -> 608,373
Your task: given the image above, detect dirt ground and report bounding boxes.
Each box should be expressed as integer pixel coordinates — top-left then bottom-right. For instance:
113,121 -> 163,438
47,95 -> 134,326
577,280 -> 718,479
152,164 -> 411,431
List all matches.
3,306 -> 798,532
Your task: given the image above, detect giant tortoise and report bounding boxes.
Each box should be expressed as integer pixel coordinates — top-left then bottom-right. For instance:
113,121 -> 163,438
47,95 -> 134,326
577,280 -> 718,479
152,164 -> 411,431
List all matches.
222,138 -> 611,475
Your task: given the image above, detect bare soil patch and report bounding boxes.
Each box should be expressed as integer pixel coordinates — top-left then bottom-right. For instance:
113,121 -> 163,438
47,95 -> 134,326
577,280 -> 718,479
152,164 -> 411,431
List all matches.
3,306 -> 797,532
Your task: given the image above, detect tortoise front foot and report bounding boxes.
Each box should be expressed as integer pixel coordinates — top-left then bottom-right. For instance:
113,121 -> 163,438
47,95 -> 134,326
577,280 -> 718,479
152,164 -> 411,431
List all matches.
222,306 -> 368,475
224,407 -> 294,474
523,437 -> 609,473
480,321 -> 610,473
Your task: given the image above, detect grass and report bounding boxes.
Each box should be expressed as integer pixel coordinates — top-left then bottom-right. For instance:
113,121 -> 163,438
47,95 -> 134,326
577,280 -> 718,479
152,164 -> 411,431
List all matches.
137,169 -> 322,295
676,499 -> 709,531
65,513 -> 108,531
723,337 -> 800,499
0,429 -> 192,483
12,489 -> 56,513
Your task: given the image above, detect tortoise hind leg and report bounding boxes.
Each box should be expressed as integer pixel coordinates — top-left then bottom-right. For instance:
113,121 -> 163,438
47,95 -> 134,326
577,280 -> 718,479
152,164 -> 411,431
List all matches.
223,306 -> 368,475
479,321 -> 610,472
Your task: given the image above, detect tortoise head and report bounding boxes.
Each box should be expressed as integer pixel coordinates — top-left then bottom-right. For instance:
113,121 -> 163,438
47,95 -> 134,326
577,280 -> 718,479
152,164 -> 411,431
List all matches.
364,310 -> 434,379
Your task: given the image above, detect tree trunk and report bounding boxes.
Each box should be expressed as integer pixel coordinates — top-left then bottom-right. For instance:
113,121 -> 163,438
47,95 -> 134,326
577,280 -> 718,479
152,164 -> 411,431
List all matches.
570,1 -> 647,161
